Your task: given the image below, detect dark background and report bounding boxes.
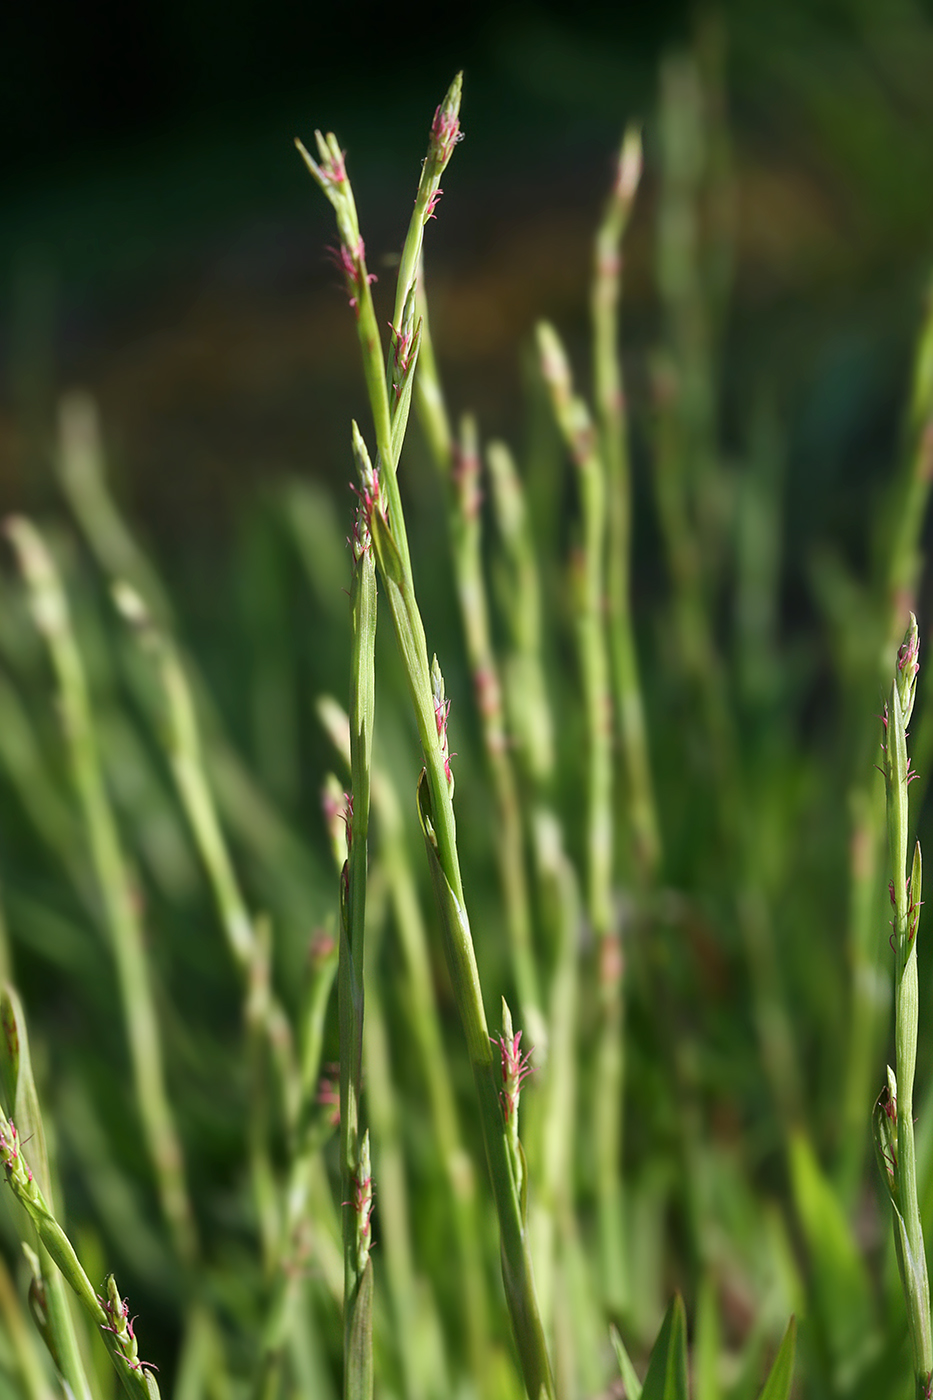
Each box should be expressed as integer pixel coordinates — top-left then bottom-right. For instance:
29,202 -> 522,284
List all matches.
4,0 -> 933,581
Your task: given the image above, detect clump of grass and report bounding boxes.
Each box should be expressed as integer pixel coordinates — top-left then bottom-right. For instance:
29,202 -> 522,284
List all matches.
0,42 -> 932,1400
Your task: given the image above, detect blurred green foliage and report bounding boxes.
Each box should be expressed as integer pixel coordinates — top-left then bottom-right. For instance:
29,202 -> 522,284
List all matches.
1,7 -> 933,1399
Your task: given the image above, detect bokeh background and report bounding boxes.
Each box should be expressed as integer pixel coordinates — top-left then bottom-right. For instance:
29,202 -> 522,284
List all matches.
7,0 -> 933,585
5,3 -> 933,1395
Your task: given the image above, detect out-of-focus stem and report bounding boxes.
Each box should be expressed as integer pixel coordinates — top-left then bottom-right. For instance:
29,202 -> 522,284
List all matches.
318,695 -> 490,1381
113,583 -> 299,1267
840,276 -> 933,1199
362,874 -> 425,1400
536,322 -> 624,1313
0,1252 -> 56,1400
6,519 -> 198,1273
253,931 -> 337,1400
415,288 -> 547,1057
0,984 -> 93,1400
591,126 -> 661,883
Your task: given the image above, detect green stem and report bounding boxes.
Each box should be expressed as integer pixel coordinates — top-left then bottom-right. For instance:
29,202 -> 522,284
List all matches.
112,584 -> 300,1268
6,520 -> 198,1273
339,507 -> 377,1400
591,126 -> 661,882
536,322 -> 624,1312
883,636 -> 933,1395
0,1106 -> 159,1400
415,293 -> 547,1056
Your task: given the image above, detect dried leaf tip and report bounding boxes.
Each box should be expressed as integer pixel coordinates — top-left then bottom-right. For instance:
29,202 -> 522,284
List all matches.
615,125 -> 643,203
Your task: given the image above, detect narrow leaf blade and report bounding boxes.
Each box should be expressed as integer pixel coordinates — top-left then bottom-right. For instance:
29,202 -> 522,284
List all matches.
756,1317 -> 796,1400
641,1294 -> 689,1400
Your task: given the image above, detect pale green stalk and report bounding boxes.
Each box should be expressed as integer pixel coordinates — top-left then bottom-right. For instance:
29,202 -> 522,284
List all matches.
337,476 -> 378,1400
362,872 -> 425,1400
55,393 -> 172,624
486,439 -> 588,1386
112,583 -> 299,1268
317,696 -> 489,1383
485,442 -> 555,792
414,295 -> 547,1056
591,126 -> 661,882
0,984 -> 93,1400
840,278 -> 933,1199
303,80 -> 555,1399
6,518 -> 198,1272
656,53 -> 721,575
0,1251 -> 56,1400
295,73 -> 461,581
253,932 -> 337,1400
874,615 -> 932,1399
536,321 -> 625,1313
0,1103 -> 159,1400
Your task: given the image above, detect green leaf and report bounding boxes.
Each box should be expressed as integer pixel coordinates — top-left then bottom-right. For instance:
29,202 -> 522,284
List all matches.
756,1317 -> 796,1400
610,1324 -> 643,1399
0,986 -> 53,1205
641,1294 -> 689,1400
694,1275 -> 721,1400
346,1256 -> 374,1400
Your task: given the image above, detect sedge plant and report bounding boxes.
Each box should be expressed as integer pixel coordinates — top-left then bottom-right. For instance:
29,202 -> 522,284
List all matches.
7,42 -> 933,1400
298,74 -> 556,1400
874,614 -> 933,1400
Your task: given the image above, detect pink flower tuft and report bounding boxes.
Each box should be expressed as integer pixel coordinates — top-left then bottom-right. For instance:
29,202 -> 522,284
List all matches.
493,1029 -> 535,1123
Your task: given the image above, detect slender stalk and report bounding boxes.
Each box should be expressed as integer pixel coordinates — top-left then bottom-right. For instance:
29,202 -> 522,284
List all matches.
591,126 -> 661,882
0,1104 -> 159,1400
302,80 -> 555,1399
840,277 -> 933,1198
414,292 -> 547,1056
874,615 -> 933,1399
362,872 -> 425,1400
336,471 -> 378,1400
55,393 -> 172,624
317,696 -> 490,1383
6,519 -> 198,1272
0,984 -> 93,1400
112,583 -> 299,1268
536,322 -> 625,1313
486,438 -> 583,1362
0,1251 -> 56,1400
295,74 -> 461,582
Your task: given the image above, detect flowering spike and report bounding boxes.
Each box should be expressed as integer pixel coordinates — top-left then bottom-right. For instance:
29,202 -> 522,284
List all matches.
426,72 -> 464,181
897,613 -> 921,727
493,999 -> 535,1125
874,1067 -> 900,1199
351,1131 -> 374,1274
350,422 -> 385,529
389,285 -> 419,404
431,656 -> 455,789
